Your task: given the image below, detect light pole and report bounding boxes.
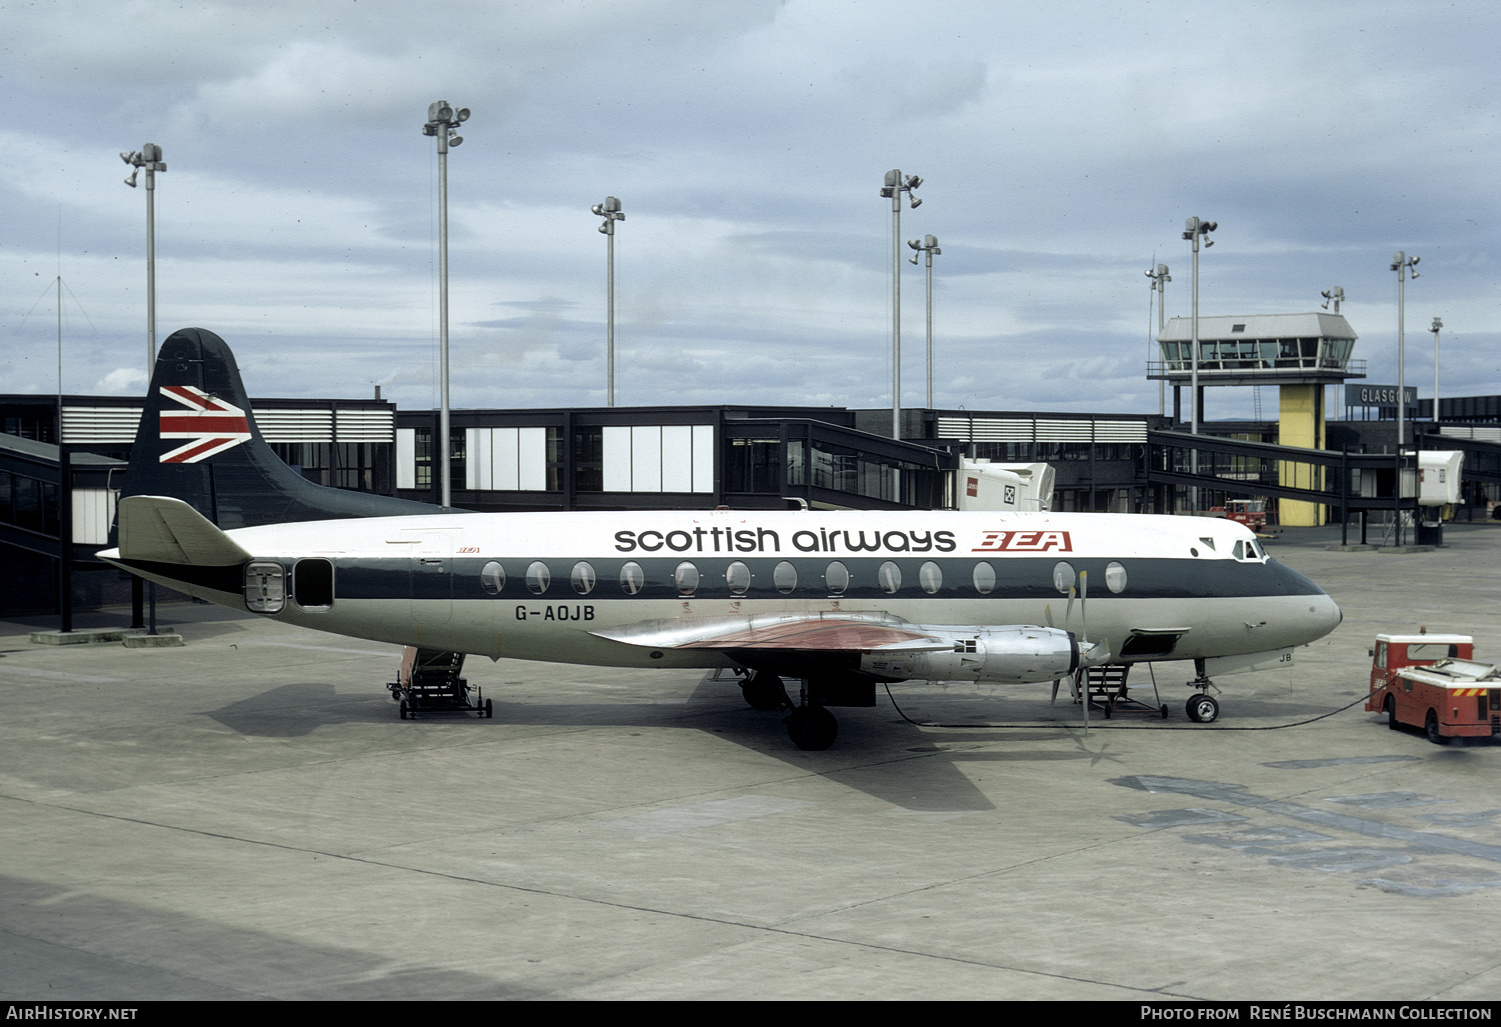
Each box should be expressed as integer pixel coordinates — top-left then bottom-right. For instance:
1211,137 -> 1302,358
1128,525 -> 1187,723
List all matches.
1145,262 -> 1170,416
881,169 -> 921,439
1390,250 -> 1420,545
1390,252 -> 1420,448
1322,287 -> 1345,424
121,142 -> 166,636
908,234 -> 940,408
121,144 -> 166,374
592,196 -> 625,406
1182,217 -> 1215,515
1430,317 -> 1443,425
423,99 -> 470,508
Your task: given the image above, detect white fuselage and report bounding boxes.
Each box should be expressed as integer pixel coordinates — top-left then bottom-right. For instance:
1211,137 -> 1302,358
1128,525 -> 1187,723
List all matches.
131,508 -> 1342,679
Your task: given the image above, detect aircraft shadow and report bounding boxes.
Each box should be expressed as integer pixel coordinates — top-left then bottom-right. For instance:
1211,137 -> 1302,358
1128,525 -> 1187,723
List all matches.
202,675 -> 1121,812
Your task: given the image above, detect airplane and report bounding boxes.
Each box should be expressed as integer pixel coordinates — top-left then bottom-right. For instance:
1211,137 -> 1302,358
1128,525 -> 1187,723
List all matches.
96,328 -> 1343,750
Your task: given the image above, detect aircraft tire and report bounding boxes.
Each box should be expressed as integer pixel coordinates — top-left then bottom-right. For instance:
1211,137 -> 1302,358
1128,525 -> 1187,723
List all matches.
1186,694 -> 1219,724
785,706 -> 838,751
741,673 -> 788,712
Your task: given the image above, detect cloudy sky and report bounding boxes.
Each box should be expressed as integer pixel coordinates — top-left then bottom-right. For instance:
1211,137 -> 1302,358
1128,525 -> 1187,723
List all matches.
2,0 -> 1496,423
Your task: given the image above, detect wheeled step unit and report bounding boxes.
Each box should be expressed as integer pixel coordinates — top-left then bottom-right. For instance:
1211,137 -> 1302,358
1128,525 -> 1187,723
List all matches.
1080,664 -> 1168,719
387,646 -> 492,719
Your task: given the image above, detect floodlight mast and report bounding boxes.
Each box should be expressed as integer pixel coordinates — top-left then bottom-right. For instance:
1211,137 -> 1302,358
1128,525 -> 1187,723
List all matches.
1390,251 -> 1420,545
120,144 -> 166,374
592,196 -> 625,406
422,100 -> 471,508
908,234 -> 941,408
881,170 -> 922,438
1146,262 -> 1170,416
1430,317 -> 1443,426
1182,217 -> 1215,515
120,142 -> 167,636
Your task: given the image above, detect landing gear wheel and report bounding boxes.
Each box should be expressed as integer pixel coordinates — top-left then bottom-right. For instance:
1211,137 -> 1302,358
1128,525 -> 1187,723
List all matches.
1385,695 -> 1398,730
784,705 -> 838,751
740,672 -> 788,712
1186,694 -> 1219,724
1425,710 -> 1447,746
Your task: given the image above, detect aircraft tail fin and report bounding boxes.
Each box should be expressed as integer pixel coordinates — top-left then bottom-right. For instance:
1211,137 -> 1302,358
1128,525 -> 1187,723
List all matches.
118,327 -> 442,530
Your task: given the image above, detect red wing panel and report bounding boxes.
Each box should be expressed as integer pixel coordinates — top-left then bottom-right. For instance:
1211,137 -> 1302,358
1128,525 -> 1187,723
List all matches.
675,621 -> 935,651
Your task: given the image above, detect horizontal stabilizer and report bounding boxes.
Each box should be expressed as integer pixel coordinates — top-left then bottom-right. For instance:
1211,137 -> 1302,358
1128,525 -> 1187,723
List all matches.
592,612 -> 950,653
116,495 -> 252,566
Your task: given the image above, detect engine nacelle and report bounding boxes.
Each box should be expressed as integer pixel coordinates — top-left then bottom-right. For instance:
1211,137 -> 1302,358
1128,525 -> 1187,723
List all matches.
860,625 -> 1078,684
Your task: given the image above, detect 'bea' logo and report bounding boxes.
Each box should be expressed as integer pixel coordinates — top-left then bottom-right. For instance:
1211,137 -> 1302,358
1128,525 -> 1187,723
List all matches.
973,530 -> 1072,553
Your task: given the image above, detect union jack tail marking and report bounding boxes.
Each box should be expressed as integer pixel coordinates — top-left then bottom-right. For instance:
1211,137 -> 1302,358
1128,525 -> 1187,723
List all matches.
158,385 -> 252,463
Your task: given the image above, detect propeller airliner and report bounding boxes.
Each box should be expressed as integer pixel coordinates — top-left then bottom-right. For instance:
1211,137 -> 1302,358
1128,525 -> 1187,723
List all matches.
97,329 -> 1342,749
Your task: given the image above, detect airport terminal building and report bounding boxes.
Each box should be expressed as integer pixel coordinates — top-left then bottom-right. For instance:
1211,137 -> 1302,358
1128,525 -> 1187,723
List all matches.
4,372 -> 1499,615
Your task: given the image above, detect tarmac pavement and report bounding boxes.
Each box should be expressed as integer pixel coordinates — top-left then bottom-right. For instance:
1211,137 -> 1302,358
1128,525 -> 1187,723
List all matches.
2,521 -> 1499,1001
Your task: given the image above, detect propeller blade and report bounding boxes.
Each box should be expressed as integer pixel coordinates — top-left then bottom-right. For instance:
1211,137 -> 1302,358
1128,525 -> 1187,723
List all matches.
1051,678 -> 1061,706
1044,603 -> 1054,628
1078,570 -> 1089,645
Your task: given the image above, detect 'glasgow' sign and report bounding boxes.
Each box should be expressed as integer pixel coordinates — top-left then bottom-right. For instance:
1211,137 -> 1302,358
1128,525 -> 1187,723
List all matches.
1346,384 -> 1417,408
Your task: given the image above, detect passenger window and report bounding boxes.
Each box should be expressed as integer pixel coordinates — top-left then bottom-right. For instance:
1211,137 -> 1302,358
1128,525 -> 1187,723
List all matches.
1105,561 -> 1127,593
726,561 -> 752,596
972,562 -> 995,595
619,562 -> 645,595
675,561 -> 699,596
1053,561 -> 1076,594
480,561 -> 505,595
526,561 -> 551,595
824,561 -> 848,595
878,562 -> 902,594
571,561 -> 596,595
774,561 -> 797,594
919,561 -> 942,594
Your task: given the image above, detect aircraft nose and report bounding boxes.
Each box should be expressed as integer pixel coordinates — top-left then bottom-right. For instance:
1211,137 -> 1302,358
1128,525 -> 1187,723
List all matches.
1314,593 -> 1343,636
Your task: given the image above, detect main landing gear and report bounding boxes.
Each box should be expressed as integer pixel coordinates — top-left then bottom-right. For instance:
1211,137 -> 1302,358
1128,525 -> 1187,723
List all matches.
736,670 -> 850,751
1184,660 -> 1220,723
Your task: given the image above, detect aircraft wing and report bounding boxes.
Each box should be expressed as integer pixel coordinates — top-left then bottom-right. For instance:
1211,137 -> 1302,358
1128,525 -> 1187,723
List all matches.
590,612 -> 952,654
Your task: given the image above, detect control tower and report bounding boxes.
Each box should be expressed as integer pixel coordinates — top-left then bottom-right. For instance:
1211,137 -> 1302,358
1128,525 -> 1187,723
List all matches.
1149,311 -> 1366,525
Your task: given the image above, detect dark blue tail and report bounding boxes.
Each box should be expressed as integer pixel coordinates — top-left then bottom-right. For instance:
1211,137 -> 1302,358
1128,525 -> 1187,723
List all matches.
120,327 -> 442,529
